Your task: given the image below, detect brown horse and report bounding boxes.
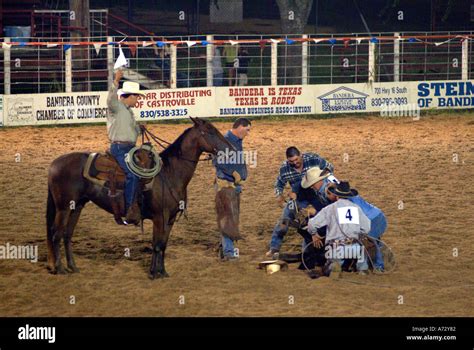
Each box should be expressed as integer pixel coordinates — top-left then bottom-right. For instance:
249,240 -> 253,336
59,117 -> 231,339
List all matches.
46,117 -> 233,279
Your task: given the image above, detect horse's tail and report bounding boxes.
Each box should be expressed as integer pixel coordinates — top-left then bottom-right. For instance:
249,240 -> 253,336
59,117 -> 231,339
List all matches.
46,186 -> 56,269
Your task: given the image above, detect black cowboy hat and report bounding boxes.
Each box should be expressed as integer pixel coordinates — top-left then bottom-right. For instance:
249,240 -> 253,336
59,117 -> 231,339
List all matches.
328,181 -> 358,198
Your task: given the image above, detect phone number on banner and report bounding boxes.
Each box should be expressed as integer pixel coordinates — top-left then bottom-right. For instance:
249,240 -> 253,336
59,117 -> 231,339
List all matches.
140,109 -> 189,118
371,97 -> 408,107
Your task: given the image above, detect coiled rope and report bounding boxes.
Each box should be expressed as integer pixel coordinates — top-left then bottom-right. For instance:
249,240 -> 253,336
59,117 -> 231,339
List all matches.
125,143 -> 162,179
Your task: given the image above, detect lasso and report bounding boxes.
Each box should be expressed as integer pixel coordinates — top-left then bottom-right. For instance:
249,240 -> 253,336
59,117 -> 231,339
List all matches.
125,143 -> 162,179
300,235 -> 397,276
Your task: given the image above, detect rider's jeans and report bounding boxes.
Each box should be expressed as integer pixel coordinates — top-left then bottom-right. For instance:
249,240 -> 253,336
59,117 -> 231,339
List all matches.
110,143 -> 139,211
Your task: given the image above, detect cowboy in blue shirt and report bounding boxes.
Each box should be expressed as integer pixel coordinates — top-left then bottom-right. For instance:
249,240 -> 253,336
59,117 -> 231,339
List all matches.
213,118 -> 251,260
266,147 -> 333,258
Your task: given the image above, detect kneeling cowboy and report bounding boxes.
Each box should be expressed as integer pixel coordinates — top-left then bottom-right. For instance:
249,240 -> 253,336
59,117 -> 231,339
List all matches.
308,181 -> 371,276
107,70 -> 146,225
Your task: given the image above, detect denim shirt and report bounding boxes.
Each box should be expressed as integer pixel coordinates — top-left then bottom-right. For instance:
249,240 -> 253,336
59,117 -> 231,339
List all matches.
347,196 -> 382,221
347,195 -> 387,238
213,130 -> 247,182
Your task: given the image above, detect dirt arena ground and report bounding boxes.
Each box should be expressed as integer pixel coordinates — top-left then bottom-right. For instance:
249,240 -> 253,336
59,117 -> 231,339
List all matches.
0,113 -> 473,317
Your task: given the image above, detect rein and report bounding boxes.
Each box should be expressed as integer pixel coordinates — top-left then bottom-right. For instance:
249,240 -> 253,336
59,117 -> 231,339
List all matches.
141,126 -> 211,164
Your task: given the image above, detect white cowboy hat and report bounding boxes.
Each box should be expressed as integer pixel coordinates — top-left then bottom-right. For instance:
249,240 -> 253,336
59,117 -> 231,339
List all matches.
301,167 -> 330,189
118,81 -> 145,97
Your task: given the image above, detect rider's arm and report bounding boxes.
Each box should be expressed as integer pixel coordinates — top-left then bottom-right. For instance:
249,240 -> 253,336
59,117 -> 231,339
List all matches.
107,71 -> 122,113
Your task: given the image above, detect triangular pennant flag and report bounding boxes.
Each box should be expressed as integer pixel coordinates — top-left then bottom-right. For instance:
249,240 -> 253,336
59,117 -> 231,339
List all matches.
370,37 -> 378,43
343,39 -> 350,48
229,40 -> 238,46
408,38 -> 417,43
259,39 -> 267,50
356,38 -> 363,44
19,42 -> 27,47
142,41 -> 152,47
328,38 -> 337,45
285,38 -> 295,45
47,43 -> 58,48
201,40 -> 209,46
156,41 -> 165,47
114,46 -> 128,69
186,41 -> 197,47
312,39 -> 324,44
2,42 -> 12,49
63,44 -> 72,51
126,43 -> 137,57
270,39 -> 281,44
93,43 -> 102,55
434,41 -> 447,47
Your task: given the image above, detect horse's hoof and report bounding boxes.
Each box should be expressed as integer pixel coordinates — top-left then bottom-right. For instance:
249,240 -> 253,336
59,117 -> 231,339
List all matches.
54,266 -> 67,275
67,266 -> 80,273
148,271 -> 168,280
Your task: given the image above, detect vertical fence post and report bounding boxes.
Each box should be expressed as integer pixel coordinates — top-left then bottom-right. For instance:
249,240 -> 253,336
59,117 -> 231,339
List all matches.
170,44 -> 177,89
302,34 -> 308,85
368,41 -> 375,84
4,38 -> 11,95
206,35 -> 214,87
65,47 -> 72,93
462,37 -> 468,80
107,36 -> 114,89
271,41 -> 278,86
393,32 -> 400,82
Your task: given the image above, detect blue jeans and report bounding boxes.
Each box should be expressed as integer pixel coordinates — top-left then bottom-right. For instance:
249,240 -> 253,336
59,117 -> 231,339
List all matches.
269,200 -> 309,251
369,213 -> 387,269
222,235 -> 236,258
110,143 -> 140,211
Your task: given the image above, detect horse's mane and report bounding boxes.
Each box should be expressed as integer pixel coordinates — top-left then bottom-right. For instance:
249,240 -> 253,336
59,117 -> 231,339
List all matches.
159,126 -> 194,165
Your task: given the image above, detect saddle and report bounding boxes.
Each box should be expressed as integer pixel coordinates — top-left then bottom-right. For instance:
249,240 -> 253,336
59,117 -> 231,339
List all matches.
83,152 -> 126,189
83,152 -> 153,225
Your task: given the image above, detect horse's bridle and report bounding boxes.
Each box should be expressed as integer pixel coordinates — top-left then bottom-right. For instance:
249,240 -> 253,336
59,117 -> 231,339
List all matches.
142,125 -> 217,164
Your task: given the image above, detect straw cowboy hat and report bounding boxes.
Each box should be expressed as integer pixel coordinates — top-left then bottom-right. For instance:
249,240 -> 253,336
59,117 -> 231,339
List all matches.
118,81 -> 145,97
301,167 -> 331,188
327,180 -> 359,198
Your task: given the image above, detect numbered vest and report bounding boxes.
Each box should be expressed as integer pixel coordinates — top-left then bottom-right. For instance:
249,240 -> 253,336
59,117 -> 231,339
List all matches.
337,206 -> 360,225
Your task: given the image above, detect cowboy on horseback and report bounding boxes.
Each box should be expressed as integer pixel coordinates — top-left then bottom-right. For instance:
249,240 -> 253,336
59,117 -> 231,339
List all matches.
107,70 -> 145,225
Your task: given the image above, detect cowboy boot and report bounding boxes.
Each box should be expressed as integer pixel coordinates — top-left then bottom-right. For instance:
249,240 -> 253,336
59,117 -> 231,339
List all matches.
125,200 -> 141,225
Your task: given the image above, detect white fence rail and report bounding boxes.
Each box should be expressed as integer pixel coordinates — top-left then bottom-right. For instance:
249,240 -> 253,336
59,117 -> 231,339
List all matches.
0,32 -> 473,94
